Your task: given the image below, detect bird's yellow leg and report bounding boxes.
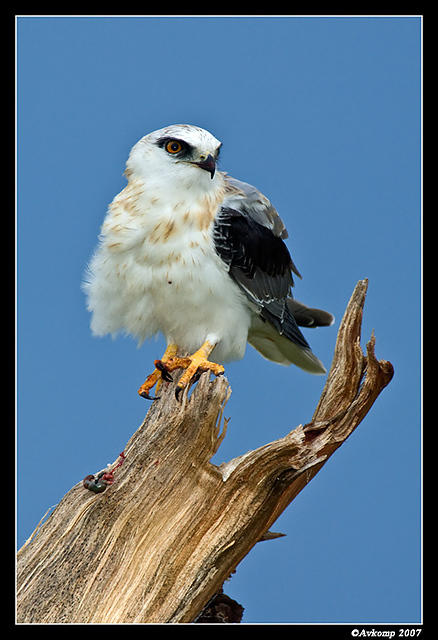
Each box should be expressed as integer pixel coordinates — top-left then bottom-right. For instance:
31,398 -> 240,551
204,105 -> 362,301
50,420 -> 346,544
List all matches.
164,340 -> 225,399
138,343 -> 179,400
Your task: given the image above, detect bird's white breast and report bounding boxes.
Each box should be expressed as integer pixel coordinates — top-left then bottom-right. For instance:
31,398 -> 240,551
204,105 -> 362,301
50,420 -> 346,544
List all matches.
83,177 -> 252,362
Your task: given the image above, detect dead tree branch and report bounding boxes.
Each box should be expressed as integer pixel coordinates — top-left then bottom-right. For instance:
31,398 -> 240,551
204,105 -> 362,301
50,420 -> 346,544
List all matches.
16,279 -> 393,623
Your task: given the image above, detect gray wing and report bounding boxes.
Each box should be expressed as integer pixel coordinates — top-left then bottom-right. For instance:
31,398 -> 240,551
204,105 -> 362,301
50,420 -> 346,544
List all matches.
221,175 -> 302,277
223,178 -> 334,329
213,174 -> 332,373
215,175 -> 307,348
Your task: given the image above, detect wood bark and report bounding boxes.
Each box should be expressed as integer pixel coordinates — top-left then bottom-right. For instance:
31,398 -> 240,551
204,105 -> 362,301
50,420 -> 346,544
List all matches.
16,279 -> 394,623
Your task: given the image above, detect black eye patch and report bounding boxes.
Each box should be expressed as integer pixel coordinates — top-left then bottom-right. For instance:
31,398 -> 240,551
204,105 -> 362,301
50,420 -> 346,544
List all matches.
156,136 -> 193,155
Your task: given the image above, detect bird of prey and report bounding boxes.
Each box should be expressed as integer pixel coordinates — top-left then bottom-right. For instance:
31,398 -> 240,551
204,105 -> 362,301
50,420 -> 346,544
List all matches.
83,124 -> 334,400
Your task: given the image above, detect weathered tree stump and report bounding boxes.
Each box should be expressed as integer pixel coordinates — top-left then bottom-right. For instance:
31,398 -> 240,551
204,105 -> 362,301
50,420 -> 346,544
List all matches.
16,279 -> 393,623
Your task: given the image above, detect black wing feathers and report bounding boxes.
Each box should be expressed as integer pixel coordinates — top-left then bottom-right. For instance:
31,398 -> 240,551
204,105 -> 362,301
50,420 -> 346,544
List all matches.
213,208 -> 293,276
213,207 -> 310,349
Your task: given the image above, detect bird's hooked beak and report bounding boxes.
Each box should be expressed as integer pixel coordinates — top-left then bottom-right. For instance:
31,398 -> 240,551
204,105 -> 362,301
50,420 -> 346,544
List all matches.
192,154 -> 216,179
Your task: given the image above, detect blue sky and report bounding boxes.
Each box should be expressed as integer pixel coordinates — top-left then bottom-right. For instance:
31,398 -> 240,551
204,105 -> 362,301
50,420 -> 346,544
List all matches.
16,16 -> 421,624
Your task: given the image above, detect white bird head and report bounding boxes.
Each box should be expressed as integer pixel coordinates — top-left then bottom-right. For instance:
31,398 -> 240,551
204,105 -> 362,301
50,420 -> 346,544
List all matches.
126,124 -> 223,192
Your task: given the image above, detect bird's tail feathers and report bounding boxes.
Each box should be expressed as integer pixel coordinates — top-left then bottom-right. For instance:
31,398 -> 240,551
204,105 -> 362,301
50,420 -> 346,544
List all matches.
277,339 -> 327,374
248,319 -> 327,374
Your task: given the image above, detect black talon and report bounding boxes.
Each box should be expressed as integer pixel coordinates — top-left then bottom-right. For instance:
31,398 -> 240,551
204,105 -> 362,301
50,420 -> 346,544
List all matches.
139,390 -> 160,401
162,370 -> 173,383
155,360 -> 173,382
175,385 -> 184,402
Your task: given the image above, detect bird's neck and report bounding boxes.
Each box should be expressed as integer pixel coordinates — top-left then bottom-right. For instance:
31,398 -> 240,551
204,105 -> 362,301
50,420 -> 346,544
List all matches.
133,170 -> 226,218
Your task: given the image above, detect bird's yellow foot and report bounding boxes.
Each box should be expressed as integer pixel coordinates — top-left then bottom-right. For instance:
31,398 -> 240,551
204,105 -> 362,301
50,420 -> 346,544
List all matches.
165,340 -> 225,401
138,341 -> 224,401
138,344 -> 178,400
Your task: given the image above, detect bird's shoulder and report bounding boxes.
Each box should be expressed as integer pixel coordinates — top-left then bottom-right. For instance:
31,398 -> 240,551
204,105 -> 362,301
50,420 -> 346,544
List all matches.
221,173 -> 288,239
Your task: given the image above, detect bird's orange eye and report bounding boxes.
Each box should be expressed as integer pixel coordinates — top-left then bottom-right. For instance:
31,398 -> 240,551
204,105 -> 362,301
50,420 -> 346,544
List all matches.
165,140 -> 183,154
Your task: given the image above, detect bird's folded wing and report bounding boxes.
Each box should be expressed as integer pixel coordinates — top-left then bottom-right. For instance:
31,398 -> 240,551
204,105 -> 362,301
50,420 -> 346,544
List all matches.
213,175 -> 309,349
